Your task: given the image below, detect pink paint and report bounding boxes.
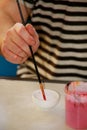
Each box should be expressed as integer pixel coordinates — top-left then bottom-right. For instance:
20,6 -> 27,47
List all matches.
65,82 -> 87,129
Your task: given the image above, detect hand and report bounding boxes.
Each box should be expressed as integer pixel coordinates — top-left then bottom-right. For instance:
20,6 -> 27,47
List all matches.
1,23 -> 40,64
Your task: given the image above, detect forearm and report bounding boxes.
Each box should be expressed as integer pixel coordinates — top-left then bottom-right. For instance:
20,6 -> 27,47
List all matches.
0,10 -> 15,54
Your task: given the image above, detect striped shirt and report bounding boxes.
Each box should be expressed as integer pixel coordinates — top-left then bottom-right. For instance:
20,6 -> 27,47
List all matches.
17,0 -> 87,82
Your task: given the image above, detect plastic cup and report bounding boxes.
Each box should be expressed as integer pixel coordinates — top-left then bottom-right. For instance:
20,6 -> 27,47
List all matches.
32,89 -> 60,110
65,81 -> 87,129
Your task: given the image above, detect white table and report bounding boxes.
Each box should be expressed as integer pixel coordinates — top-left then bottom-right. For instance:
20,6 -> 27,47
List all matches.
0,78 -> 73,130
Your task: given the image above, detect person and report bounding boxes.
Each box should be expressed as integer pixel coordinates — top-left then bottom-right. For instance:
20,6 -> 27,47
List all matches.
0,0 -> 87,82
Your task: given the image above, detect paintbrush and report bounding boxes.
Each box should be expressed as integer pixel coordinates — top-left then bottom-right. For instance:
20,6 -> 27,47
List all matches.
16,0 -> 46,100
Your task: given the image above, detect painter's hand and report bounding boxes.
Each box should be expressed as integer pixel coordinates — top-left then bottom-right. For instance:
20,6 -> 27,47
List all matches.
1,23 -> 39,64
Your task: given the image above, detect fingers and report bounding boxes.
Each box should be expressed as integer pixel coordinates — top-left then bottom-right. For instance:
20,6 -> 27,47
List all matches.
2,47 -> 27,64
6,27 -> 30,57
1,23 -> 39,64
14,23 -> 36,46
26,24 -> 40,53
25,24 -> 39,45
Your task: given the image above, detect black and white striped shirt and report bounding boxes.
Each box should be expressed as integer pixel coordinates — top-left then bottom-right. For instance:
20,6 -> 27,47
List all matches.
17,0 -> 87,82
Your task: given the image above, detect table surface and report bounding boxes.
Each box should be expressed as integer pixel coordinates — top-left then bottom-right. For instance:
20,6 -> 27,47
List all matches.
0,78 -> 73,130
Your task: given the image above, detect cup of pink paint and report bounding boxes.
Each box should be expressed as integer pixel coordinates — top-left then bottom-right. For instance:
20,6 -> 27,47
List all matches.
65,81 -> 87,129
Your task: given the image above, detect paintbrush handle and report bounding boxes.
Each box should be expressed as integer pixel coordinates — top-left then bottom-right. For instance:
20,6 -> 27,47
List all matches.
16,0 -> 46,100
29,46 -> 41,83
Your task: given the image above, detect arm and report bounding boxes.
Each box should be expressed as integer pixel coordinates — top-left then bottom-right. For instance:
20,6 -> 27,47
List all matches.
0,0 -> 29,47
0,0 -> 39,64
